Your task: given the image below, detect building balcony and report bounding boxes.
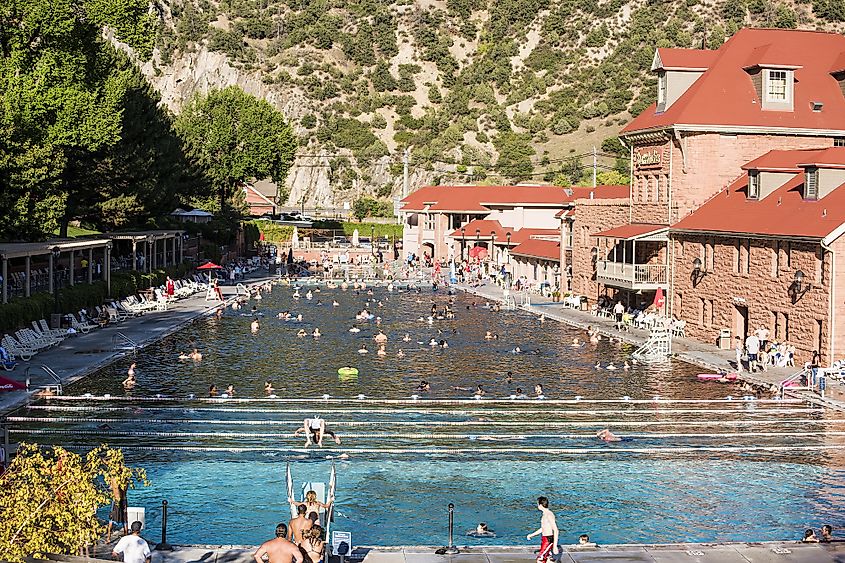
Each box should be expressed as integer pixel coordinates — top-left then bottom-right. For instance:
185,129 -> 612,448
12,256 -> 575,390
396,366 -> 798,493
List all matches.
595,260 -> 668,290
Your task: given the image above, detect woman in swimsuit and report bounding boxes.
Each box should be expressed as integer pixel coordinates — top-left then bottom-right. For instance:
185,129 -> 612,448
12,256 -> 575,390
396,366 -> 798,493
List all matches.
289,491 -> 333,519
302,525 -> 325,563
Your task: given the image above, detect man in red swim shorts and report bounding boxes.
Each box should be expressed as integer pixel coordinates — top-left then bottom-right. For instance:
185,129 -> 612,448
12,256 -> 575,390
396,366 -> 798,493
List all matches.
527,496 -> 560,562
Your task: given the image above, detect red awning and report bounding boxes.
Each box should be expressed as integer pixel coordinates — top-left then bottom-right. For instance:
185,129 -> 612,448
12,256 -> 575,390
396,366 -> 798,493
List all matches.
592,223 -> 668,240
0,375 -> 25,392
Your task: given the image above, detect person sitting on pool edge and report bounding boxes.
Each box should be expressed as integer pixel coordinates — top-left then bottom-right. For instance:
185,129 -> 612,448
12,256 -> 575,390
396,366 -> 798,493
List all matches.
288,491 -> 333,521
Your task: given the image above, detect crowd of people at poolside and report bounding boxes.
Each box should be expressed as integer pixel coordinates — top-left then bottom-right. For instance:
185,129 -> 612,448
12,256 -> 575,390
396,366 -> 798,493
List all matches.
733,327 -> 801,374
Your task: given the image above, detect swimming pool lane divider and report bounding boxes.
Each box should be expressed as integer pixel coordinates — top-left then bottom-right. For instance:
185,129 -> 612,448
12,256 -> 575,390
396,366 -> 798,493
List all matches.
7,416 -> 841,427
23,405 -> 824,416
43,395 -> 806,405
52,444 -> 845,454
13,429 -> 845,440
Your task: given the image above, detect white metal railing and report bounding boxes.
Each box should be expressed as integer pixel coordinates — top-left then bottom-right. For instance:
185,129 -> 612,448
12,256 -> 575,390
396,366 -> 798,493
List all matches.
596,261 -> 668,286
112,332 -> 139,354
25,364 -> 63,395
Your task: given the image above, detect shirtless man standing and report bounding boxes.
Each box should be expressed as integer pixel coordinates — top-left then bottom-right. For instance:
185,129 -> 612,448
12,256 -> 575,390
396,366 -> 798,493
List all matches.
287,505 -> 313,545
254,523 -> 304,563
526,496 -> 559,563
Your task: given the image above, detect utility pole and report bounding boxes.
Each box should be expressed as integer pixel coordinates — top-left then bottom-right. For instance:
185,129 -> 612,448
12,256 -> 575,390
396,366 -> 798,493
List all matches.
592,146 -> 597,188
402,147 -> 410,198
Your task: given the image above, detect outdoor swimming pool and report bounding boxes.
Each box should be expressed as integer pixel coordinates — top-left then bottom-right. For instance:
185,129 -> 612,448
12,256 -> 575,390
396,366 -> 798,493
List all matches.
7,282 -> 845,546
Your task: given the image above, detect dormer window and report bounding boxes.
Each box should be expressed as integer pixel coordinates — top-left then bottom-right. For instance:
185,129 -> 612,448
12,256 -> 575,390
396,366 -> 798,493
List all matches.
805,167 -> 818,200
748,171 -> 760,199
766,70 -> 788,102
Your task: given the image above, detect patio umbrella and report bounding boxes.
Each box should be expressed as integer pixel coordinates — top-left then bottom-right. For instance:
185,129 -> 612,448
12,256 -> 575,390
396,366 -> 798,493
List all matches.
196,262 -> 223,270
0,375 -> 25,392
292,226 -> 300,249
468,245 -> 488,260
653,287 -> 665,310
352,229 -> 360,247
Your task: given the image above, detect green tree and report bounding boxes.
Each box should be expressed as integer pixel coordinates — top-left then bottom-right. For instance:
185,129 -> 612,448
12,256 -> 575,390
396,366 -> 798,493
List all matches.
0,0 -> 155,239
175,86 -> 297,212
0,444 -> 149,562
493,132 -> 534,181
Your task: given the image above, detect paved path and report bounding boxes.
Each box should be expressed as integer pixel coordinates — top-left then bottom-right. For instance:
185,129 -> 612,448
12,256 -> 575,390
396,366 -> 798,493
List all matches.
454,283 -> 845,410
0,275 -> 272,416
141,543 -> 845,563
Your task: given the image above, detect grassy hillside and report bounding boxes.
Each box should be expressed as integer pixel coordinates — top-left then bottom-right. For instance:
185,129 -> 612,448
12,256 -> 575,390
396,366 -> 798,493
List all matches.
148,0 -> 843,191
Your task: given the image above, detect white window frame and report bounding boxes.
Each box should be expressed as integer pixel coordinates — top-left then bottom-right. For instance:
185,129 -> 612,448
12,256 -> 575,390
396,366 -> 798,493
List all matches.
766,69 -> 789,103
748,171 -> 760,199
805,167 -> 818,200
657,72 -> 667,106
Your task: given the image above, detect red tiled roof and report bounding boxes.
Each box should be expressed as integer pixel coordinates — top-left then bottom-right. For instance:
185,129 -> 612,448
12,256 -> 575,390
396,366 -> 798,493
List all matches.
448,219 -> 508,239
795,146 -> 845,168
673,151 -> 845,238
654,48 -> 718,70
508,229 -> 560,245
593,223 -> 668,239
510,239 -> 561,261
623,28 -> 845,134
742,148 -> 825,171
401,185 -> 629,212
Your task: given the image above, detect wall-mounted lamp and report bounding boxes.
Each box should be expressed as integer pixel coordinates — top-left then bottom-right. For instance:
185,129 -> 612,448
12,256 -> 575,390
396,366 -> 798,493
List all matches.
691,257 -> 708,287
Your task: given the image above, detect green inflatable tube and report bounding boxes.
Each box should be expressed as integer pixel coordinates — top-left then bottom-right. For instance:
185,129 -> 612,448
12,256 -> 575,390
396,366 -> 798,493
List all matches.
337,367 -> 359,376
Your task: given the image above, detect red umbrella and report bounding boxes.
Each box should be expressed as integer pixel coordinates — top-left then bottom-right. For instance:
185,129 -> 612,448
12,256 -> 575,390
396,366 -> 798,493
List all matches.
197,262 -> 223,270
0,375 -> 25,392
653,287 -> 665,310
468,246 -> 488,259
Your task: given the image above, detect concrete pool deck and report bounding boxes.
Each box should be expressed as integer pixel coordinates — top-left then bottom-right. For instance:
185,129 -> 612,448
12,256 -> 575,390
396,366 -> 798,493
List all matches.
0,274 -> 273,417
455,282 -> 845,412
144,542 -> 845,563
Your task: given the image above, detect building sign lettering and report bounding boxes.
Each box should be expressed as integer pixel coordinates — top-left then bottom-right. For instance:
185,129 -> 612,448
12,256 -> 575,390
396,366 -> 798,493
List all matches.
635,148 -> 663,169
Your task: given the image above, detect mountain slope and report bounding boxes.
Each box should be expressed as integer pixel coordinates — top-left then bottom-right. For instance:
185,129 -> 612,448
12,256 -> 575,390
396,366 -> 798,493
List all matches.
141,0 -> 843,209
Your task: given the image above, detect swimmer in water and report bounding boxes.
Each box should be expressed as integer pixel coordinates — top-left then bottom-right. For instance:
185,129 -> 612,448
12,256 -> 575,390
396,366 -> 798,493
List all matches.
296,314 -> 303,322
209,385 -> 218,397
358,344 -> 369,354
333,301 -> 340,307
514,387 -> 527,399
594,362 -> 602,369
297,329 -> 307,337
623,361 -> 631,370
122,372 -> 136,389
312,328 -> 321,338
349,326 -> 360,333
428,338 -> 438,346
484,331 -> 494,340
474,385 -> 485,397
606,363 -> 617,370
512,346 -> 522,354
190,348 -> 202,361
439,340 -> 448,348
377,346 -> 387,356
397,349 -> 406,358
596,429 -> 622,442
534,384 -> 544,398
265,381 -> 275,394
417,380 -> 430,392
506,371 -> 514,384
226,384 -> 235,396
127,363 -> 136,378
571,338 -> 581,347
251,319 -> 260,332
402,333 -> 411,342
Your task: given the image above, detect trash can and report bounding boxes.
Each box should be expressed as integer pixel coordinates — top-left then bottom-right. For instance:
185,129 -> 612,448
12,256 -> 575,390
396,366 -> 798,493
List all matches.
50,313 -> 62,330
717,328 -> 732,350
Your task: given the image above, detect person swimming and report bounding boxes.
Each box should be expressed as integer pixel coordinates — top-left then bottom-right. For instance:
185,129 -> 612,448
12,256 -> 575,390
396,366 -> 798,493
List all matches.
377,346 -> 387,356
417,380 -> 430,392
534,384 -> 544,399
571,338 -> 581,347
265,381 -> 275,394
358,344 -> 369,354
312,328 -> 321,338
297,329 -> 307,337
397,349 -> 406,358
439,340 -> 448,348
251,319 -> 260,332
349,326 -> 360,333
506,371 -> 514,384
484,331 -> 494,340
225,384 -> 235,396
209,384 -> 218,397
402,333 -> 411,342
596,429 -> 621,442
606,363 -> 617,370
122,372 -> 136,389
513,387 -> 527,399
474,385 -> 485,397
428,338 -> 438,346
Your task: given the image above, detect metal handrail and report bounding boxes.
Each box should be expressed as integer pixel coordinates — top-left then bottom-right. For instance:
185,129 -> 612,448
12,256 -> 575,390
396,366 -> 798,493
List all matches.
24,364 -> 63,395
112,332 -> 139,354
778,368 -> 811,399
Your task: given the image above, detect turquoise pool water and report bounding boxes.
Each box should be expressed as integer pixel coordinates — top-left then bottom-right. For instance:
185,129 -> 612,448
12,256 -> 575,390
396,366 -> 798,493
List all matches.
8,282 -> 845,546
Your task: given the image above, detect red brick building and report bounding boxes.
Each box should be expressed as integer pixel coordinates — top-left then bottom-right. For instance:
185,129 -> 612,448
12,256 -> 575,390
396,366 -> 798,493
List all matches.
596,28 -> 845,364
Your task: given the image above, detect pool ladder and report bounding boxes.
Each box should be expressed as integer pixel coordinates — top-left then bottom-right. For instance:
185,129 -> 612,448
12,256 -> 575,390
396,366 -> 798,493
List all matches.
24,364 -> 63,395
112,332 -> 139,355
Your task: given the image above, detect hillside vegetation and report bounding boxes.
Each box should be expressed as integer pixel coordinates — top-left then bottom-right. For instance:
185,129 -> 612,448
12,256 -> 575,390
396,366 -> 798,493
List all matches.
148,0 -> 844,200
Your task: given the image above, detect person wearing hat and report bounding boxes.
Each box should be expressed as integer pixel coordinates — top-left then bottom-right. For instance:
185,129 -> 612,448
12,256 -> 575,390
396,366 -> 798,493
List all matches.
112,521 -> 150,563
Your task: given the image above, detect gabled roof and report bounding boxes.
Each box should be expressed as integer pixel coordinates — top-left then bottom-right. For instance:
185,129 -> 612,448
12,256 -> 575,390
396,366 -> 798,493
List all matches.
401,185 -> 629,213
796,146 -> 845,169
672,150 -> 845,239
623,28 -> 845,135
742,148 -> 825,172
510,239 -> 561,261
449,219 -> 508,239
653,48 -> 717,71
